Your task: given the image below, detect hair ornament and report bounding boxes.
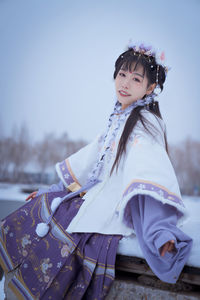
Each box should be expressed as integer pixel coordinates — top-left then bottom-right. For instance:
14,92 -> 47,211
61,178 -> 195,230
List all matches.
127,39 -> 171,75
156,65 -> 160,84
160,51 -> 165,61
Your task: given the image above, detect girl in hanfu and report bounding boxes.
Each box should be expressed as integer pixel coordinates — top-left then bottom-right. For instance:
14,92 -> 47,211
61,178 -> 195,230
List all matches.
0,42 -> 193,299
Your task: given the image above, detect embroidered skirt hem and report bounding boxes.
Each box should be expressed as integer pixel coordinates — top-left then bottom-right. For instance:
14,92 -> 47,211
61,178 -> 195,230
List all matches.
0,190 -> 122,299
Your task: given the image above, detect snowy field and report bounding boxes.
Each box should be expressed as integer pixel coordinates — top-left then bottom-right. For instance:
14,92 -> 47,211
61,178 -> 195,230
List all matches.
0,182 -> 199,298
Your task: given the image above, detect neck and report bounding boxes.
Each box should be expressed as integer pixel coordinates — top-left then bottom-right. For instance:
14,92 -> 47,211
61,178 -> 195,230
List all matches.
121,104 -> 129,110
120,100 -> 138,111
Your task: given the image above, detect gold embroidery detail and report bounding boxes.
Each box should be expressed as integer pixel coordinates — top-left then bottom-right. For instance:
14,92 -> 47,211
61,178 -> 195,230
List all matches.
68,182 -> 81,192
68,182 -> 86,197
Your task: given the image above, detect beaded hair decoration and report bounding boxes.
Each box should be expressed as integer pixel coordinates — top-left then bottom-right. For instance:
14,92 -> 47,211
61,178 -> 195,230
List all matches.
121,41 -> 170,91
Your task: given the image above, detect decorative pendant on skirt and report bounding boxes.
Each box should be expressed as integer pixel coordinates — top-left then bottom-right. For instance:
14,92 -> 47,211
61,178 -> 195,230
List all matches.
35,180 -> 101,238
35,197 -> 62,237
36,222 -> 50,237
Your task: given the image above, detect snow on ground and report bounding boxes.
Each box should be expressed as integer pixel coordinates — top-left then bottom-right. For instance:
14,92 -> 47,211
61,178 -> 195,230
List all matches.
0,276 -> 4,299
0,182 -> 29,202
0,182 -> 49,221
0,182 -> 48,202
0,183 -> 199,298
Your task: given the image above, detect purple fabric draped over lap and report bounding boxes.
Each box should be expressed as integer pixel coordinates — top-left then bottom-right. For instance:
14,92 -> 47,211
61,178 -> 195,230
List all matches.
129,194 -> 193,283
0,180 -> 193,299
0,188 -> 122,299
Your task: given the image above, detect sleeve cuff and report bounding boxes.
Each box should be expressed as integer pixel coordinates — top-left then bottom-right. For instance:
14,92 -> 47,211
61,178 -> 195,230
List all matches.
36,180 -> 65,196
55,160 -> 75,189
154,230 -> 176,254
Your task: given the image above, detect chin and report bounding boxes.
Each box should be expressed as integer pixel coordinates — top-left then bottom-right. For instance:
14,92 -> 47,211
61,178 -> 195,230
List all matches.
118,99 -> 131,107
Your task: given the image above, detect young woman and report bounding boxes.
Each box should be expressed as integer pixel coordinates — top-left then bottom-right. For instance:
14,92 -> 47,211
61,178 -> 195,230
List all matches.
0,42 -> 193,299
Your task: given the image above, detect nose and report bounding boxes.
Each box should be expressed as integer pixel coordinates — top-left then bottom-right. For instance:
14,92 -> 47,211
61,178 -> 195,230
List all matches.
122,77 -> 131,89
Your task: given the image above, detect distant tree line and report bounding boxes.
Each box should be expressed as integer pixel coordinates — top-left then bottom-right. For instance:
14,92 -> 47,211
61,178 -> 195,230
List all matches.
0,124 -> 199,195
0,124 -> 86,184
168,137 -> 200,196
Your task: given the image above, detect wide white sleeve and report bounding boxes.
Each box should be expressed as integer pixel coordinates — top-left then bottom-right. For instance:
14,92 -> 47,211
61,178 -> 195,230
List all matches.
118,110 -> 189,228
55,132 -> 104,189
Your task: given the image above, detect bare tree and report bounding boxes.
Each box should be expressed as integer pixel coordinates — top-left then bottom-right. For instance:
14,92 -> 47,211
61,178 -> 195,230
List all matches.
34,132 -> 87,183
0,137 -> 15,180
1,119 -> 199,194
169,137 -> 200,195
11,123 -> 31,181
0,122 -> 88,184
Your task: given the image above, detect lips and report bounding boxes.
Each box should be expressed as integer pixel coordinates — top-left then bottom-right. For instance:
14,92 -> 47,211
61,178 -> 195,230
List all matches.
119,90 -> 131,96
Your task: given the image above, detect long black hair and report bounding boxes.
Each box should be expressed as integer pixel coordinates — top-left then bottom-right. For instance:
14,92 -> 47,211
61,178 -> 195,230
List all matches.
110,48 -> 169,175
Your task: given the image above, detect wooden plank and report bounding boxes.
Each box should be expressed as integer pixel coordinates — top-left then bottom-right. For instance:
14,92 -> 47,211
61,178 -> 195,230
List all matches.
115,255 -> 200,286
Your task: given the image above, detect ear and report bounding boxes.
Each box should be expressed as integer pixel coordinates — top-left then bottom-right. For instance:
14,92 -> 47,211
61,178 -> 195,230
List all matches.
146,83 -> 156,95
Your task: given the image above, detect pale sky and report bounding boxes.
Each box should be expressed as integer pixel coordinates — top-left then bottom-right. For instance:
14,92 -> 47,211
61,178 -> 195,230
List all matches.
0,0 -> 200,145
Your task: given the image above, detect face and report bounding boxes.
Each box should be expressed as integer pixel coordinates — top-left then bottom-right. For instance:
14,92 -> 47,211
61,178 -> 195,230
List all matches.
115,63 -> 155,110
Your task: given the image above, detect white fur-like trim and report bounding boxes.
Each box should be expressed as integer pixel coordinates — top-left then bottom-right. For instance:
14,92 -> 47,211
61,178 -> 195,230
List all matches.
36,223 -> 50,237
55,162 -> 69,189
51,197 -> 62,213
119,189 -> 190,228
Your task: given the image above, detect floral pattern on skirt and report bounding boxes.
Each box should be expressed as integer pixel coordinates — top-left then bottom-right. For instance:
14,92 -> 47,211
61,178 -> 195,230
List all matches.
0,189 -> 122,299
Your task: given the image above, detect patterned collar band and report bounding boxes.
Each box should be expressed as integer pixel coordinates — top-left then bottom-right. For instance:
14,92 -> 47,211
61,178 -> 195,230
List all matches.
114,93 -> 156,115
87,93 -> 156,183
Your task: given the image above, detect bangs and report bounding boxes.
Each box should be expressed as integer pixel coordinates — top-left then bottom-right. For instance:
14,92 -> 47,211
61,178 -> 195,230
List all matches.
121,56 -> 146,77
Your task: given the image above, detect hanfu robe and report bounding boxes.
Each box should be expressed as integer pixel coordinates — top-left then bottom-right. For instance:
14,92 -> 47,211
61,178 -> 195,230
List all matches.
54,108 -> 193,283
0,107 -> 193,300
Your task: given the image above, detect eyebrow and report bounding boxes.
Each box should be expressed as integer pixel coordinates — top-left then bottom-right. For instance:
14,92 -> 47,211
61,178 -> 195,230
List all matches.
132,72 -> 144,78
120,69 -> 144,78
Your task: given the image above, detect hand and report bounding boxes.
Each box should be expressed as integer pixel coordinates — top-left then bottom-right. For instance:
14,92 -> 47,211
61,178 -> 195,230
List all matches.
160,239 -> 175,257
25,191 -> 38,201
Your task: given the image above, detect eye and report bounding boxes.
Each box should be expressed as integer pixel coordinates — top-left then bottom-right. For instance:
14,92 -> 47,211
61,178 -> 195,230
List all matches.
133,77 -> 140,82
119,72 -> 125,77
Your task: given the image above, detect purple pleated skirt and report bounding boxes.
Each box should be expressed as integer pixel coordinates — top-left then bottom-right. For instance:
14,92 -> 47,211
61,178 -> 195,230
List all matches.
0,189 -> 122,299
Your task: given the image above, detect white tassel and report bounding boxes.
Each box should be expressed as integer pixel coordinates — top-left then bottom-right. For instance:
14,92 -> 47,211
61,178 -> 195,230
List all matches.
51,197 -> 62,213
35,197 -> 63,238
36,223 -> 50,237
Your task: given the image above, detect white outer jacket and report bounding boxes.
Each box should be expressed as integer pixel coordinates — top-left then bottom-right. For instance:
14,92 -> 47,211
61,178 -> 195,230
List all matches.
56,109 -> 188,236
